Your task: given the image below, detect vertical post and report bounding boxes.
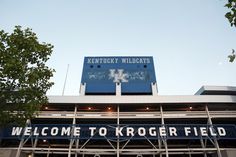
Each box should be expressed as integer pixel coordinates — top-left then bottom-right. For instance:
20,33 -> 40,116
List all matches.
151,82 -> 158,95
75,105 -> 80,157
205,105 -> 222,157
46,145 -> 50,157
80,83 -> 86,95
160,105 -> 168,157
68,106 -> 77,157
200,136 -> 207,157
188,152 -> 192,157
117,105 -> 120,157
116,83 -> 121,96
75,139 -> 80,157
199,105 -> 208,157
16,119 -> 30,157
31,136 -> 38,157
158,105 -> 162,157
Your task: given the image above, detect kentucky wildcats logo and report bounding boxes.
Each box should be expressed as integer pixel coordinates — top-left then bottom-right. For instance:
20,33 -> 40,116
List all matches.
109,69 -> 129,83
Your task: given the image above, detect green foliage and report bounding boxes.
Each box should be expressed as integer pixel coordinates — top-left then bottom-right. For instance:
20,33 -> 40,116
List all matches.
228,49 -> 235,62
225,1 -> 236,62
225,0 -> 236,27
0,26 -> 55,126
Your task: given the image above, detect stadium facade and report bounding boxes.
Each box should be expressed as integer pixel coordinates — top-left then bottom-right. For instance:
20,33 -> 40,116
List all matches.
1,56 -> 236,157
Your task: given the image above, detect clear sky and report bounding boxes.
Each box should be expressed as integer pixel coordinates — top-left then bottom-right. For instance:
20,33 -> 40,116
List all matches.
1,0 -> 236,95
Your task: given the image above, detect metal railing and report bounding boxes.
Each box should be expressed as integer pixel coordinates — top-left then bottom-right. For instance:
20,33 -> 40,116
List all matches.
37,110 -> 236,119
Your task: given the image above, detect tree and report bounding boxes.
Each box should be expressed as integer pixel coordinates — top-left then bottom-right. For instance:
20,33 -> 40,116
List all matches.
225,0 -> 236,27
228,49 -> 235,62
225,0 -> 236,62
0,26 -> 55,126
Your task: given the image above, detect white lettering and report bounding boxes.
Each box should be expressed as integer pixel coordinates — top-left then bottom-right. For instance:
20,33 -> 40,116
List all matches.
10,125 -> 228,139
193,127 -> 198,136
11,127 -> 22,136
121,58 -> 127,63
138,127 -> 146,136
126,127 -> 134,136
218,127 -> 226,136
87,58 -> 120,64
200,127 -> 207,136
169,127 -> 177,136
87,58 -> 91,63
184,127 -> 191,136
99,127 -> 107,136
209,127 -> 217,136
116,127 -> 123,136
24,127 -> 31,136
42,127 -> 48,136
33,127 -> 39,136
89,127 -> 97,136
94,58 -> 99,63
149,127 -> 157,136
51,127 -> 58,136
61,127 -> 71,136
159,127 -> 166,136
86,57 -> 151,64
121,58 -> 151,64
73,127 -> 81,136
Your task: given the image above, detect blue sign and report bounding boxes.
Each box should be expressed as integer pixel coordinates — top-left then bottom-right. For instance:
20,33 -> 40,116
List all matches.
81,57 -> 156,94
2,124 -> 236,140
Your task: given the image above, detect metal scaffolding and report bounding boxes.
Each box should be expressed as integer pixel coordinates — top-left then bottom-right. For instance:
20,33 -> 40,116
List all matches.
8,103 -> 235,157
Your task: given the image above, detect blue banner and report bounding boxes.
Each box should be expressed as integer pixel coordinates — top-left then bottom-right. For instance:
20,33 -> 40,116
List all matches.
2,124 -> 236,140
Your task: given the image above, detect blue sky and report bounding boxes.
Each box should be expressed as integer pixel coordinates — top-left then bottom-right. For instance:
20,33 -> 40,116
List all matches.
1,0 -> 236,95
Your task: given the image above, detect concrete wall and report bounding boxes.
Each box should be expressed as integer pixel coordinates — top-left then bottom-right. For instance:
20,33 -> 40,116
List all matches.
0,150 -> 27,157
222,149 -> 236,157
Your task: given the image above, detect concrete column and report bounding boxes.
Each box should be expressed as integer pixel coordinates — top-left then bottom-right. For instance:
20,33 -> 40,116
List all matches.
80,83 -> 86,95
117,105 -> 120,157
205,105 -> 222,157
151,82 -> 158,95
116,83 -> 121,96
